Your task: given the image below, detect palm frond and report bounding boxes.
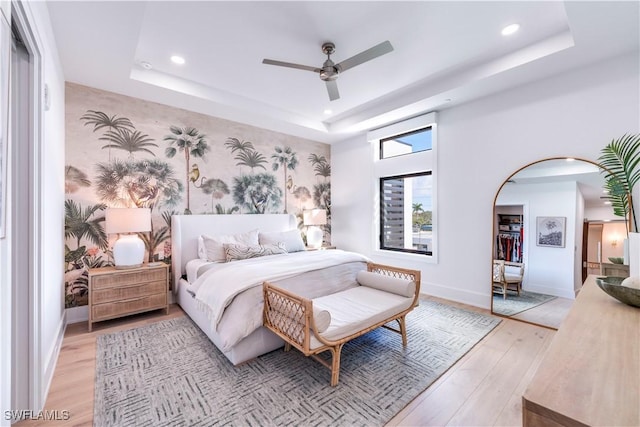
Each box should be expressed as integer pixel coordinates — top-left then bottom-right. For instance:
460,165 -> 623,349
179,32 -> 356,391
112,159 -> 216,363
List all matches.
599,134 -> 640,232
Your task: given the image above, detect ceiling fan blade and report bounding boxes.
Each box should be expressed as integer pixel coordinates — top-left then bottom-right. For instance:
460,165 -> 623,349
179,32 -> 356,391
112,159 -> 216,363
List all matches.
262,59 -> 320,73
325,80 -> 340,101
336,40 -> 393,73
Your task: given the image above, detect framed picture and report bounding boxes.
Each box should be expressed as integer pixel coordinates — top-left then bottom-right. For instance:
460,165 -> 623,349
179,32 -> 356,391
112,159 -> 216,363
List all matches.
0,14 -> 10,238
536,216 -> 566,248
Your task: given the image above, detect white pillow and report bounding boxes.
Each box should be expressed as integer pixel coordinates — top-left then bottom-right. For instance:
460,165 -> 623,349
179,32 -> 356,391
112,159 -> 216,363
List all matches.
224,242 -> 287,262
198,229 -> 259,262
259,229 -> 305,253
356,270 -> 416,298
313,308 -> 331,334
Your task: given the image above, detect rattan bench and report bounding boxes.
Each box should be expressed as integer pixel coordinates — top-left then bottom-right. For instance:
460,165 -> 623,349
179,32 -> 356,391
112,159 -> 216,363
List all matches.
263,262 -> 421,386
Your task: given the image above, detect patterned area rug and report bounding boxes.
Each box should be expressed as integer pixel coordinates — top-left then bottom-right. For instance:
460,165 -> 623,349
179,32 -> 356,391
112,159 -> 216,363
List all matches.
493,290 -> 557,316
94,300 -> 501,427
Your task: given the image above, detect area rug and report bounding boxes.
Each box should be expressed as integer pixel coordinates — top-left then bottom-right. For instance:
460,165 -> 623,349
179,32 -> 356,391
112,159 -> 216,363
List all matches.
493,290 -> 557,316
94,300 -> 501,427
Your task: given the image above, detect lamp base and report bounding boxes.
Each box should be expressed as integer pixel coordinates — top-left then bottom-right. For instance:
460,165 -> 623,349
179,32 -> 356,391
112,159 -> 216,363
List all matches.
307,226 -> 323,249
113,233 -> 145,269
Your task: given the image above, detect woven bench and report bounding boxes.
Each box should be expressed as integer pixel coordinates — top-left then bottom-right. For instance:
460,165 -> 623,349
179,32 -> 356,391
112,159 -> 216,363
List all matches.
263,262 -> 421,386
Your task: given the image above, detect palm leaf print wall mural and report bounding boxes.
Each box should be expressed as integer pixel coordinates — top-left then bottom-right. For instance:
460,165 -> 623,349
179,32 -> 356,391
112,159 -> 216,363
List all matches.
271,146 -> 298,213
164,126 -> 210,214
64,83 -> 331,308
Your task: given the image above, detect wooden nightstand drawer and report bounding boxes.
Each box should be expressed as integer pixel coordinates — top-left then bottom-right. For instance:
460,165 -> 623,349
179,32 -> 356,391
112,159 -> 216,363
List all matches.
88,264 -> 170,331
92,280 -> 166,305
92,293 -> 167,322
91,268 -> 167,290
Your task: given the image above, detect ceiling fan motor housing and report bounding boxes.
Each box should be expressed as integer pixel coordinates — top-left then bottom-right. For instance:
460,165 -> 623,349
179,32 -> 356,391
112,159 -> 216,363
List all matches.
320,43 -> 339,81
320,60 -> 339,81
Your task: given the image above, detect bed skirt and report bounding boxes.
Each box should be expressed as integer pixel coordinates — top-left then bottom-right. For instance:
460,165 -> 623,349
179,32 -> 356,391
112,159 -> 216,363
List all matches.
176,278 -> 284,365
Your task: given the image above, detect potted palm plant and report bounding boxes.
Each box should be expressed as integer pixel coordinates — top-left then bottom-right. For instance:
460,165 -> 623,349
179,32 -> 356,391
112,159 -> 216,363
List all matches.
598,133 -> 640,274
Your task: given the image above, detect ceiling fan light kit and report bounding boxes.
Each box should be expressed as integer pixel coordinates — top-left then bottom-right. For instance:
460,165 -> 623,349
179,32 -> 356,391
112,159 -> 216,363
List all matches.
262,40 -> 393,101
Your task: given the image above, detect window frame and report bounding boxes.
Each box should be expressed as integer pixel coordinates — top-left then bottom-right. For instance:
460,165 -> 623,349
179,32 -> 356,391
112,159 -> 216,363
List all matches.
368,112 -> 438,262
379,171 -> 433,255
379,127 -> 432,160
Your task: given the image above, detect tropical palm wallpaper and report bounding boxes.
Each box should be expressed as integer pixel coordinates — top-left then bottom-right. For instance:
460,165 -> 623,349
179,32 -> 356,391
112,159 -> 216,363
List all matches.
64,83 -> 331,308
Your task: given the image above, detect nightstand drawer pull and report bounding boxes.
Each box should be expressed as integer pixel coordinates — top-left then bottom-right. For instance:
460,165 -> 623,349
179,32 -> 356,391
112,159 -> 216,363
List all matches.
92,281 -> 166,304
91,268 -> 167,289
92,293 -> 166,321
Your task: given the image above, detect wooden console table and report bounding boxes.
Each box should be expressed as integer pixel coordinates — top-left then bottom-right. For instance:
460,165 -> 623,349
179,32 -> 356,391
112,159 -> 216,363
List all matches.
522,275 -> 640,426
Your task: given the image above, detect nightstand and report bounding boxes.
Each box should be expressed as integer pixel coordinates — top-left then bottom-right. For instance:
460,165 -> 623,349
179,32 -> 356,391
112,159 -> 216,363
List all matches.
87,263 -> 169,331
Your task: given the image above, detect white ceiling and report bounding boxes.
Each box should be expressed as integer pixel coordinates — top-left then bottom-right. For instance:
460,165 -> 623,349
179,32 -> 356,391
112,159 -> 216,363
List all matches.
505,158 -> 606,208
47,1 -> 639,144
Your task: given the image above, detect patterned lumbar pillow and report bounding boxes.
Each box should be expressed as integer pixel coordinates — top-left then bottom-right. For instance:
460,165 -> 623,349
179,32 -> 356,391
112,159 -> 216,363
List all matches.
223,242 -> 287,262
198,229 -> 259,262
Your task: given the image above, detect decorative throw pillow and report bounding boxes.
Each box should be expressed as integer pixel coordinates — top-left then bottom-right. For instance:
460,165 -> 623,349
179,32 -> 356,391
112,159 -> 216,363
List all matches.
259,229 -> 305,252
224,242 -> 288,262
356,270 -> 416,298
198,229 -> 259,262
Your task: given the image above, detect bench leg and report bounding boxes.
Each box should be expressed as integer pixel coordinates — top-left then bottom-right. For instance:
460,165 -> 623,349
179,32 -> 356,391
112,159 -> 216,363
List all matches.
398,316 -> 408,347
330,344 -> 345,387
284,342 -> 291,352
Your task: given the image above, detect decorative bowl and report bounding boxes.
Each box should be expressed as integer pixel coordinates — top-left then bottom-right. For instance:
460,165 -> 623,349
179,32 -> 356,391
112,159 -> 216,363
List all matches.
608,257 -> 625,265
595,276 -> 640,308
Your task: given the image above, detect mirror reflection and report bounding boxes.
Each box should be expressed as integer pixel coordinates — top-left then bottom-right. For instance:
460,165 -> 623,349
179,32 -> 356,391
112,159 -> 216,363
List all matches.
491,158 -> 626,329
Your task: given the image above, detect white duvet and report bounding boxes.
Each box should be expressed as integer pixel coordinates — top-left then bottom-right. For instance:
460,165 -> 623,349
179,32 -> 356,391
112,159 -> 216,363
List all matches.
193,249 -> 370,351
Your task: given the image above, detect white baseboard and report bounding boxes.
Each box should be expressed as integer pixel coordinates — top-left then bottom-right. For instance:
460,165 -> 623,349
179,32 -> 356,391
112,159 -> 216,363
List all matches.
65,306 -> 88,324
524,284 -> 576,300
42,310 -> 66,408
420,281 -> 491,310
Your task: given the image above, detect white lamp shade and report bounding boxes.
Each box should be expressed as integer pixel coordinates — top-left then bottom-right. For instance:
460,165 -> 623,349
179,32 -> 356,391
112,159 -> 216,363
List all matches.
303,209 -> 327,226
113,234 -> 145,269
105,208 -> 151,234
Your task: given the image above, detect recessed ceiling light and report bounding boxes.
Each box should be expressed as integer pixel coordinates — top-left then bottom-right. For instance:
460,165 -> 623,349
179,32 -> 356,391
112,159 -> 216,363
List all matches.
323,109 -> 332,115
566,158 -> 575,162
171,55 -> 185,65
501,23 -> 520,36
604,201 -> 612,205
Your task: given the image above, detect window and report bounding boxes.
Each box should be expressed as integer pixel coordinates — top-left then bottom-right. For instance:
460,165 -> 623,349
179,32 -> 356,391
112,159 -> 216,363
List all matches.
369,112 -> 437,258
380,127 -> 432,159
380,172 -> 433,255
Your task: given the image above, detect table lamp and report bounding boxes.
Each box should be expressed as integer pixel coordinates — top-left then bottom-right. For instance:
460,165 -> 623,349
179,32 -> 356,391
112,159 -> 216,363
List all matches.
303,209 -> 327,249
105,208 -> 151,269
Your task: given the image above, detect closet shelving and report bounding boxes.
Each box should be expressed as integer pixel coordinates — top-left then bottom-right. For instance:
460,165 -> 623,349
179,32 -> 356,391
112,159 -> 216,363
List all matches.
496,213 -> 524,262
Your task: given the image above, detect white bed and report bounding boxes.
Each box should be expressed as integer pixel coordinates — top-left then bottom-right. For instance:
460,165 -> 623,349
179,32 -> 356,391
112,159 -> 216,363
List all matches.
171,214 -> 369,365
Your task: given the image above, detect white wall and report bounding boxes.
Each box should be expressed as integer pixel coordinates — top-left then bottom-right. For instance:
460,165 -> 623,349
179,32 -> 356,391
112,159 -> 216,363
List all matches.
601,222 -> 627,261
33,0 -> 66,406
0,1 -> 65,421
498,181 -> 578,298
332,52 -> 639,308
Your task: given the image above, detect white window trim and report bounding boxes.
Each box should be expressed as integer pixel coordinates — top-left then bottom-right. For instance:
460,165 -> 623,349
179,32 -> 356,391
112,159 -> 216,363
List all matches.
368,112 -> 438,263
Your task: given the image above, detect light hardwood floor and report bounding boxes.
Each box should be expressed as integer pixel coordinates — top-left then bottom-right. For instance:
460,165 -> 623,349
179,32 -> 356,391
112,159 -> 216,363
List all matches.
16,298 -> 555,427
509,296 -> 573,329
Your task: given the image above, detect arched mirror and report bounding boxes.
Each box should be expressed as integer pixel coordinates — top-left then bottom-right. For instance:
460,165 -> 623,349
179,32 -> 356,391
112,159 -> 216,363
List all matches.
491,158 -> 626,329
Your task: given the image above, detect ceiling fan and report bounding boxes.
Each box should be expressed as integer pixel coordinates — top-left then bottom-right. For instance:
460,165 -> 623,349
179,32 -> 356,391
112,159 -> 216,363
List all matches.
262,40 -> 393,101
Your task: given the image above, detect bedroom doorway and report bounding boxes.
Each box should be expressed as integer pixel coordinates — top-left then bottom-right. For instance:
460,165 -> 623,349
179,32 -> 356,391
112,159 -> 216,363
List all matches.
10,11 -> 33,412
7,1 -> 45,413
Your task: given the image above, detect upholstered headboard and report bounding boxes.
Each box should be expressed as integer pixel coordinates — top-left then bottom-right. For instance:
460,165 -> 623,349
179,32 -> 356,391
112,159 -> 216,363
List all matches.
171,214 -> 297,289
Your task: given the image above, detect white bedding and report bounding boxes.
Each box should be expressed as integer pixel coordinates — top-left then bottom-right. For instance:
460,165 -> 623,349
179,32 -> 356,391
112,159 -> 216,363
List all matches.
192,250 -> 370,351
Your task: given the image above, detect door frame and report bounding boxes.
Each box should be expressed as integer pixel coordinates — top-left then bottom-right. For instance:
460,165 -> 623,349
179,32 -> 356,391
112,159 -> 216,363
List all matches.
10,0 -> 45,411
